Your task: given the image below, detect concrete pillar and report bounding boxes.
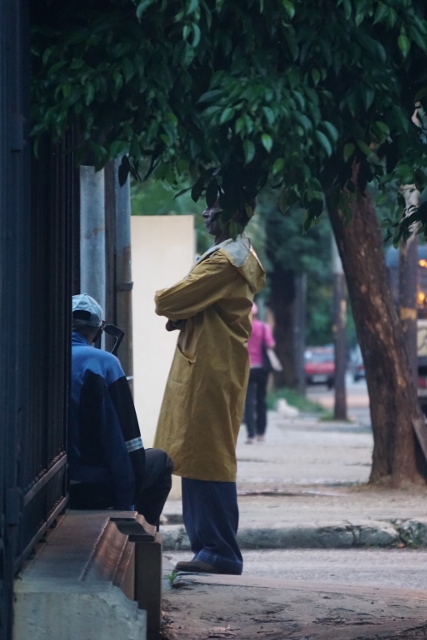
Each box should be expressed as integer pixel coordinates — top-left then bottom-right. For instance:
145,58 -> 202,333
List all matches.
80,166 -> 106,313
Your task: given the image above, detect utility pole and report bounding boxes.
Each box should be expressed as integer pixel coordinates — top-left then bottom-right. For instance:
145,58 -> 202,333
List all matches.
332,236 -> 348,420
80,166 -> 106,313
114,158 -> 134,391
399,186 -> 419,381
103,160 -> 134,390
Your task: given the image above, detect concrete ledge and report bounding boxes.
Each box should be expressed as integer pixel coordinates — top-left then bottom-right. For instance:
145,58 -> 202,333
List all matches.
160,519 -> 404,551
395,518 -> 427,547
14,512 -> 152,640
14,588 -> 146,640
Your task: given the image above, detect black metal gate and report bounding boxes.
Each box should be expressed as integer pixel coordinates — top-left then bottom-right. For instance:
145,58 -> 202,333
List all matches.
0,3 -> 78,638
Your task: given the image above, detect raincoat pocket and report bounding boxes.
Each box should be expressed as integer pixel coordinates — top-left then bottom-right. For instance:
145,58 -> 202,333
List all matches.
170,345 -> 195,385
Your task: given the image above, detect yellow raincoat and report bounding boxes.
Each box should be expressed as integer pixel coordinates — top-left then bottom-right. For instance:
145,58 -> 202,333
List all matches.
154,235 -> 266,482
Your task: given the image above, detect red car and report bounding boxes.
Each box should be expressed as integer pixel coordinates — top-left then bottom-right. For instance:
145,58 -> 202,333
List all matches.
304,347 -> 335,389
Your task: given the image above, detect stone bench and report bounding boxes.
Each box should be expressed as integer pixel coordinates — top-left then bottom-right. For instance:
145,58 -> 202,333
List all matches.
14,511 -> 163,640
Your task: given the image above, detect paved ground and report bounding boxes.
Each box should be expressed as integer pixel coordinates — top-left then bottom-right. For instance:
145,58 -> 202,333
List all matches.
159,379 -> 427,639
161,571 -> 427,640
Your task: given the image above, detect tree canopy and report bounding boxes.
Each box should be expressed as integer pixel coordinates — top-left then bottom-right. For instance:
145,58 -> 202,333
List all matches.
31,0 -> 427,233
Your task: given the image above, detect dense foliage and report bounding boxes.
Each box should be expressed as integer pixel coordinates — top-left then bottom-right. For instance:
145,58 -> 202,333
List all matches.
31,0 -> 427,233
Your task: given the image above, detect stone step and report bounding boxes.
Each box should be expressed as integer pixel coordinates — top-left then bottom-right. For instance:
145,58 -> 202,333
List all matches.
14,511 -> 161,640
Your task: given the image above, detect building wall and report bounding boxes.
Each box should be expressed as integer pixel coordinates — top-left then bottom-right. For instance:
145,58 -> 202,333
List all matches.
131,215 -> 195,455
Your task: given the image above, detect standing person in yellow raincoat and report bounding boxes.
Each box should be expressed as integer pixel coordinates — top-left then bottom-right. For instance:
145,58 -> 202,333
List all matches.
154,196 -> 266,575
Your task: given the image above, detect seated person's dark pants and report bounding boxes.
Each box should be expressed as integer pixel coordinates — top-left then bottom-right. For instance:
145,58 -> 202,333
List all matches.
69,449 -> 173,526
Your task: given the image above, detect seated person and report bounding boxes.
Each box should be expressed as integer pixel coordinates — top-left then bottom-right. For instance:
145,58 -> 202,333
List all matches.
69,293 -> 173,526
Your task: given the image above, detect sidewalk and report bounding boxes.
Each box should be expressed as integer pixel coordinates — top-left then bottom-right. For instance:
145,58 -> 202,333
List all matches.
160,409 -> 427,550
159,401 -> 427,639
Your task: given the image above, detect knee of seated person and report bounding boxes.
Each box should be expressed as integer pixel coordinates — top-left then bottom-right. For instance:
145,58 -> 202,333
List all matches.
151,447 -> 173,472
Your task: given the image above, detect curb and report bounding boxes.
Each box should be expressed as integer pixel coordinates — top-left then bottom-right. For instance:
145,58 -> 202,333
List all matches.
161,519 -> 427,551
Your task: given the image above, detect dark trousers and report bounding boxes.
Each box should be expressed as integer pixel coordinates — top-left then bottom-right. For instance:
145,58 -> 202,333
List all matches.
69,448 -> 173,526
244,367 -> 269,438
182,477 -> 243,575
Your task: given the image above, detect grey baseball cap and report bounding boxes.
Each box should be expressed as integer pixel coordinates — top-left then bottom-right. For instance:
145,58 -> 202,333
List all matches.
72,293 -> 103,327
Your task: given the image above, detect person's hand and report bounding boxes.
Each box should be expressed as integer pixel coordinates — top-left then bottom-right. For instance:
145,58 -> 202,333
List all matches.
165,319 -> 186,332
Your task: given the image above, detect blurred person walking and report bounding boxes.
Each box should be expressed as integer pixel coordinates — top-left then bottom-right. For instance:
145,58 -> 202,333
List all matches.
154,196 -> 265,575
244,303 -> 275,444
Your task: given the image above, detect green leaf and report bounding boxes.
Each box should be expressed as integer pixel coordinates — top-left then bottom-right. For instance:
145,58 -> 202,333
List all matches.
343,143 -> 355,162
292,91 -> 305,110
356,139 -> 372,156
398,34 -> 410,58
50,60 -> 67,74
315,130 -> 333,157
273,158 -> 285,174
84,82 -> 95,106
279,189 -> 288,213
110,140 -> 129,158
373,2 -> 389,25
206,180 -> 219,207
230,220 -> 240,239
415,169 -> 425,192
191,176 -> 205,202
198,89 -> 223,103
235,116 -> 246,134
261,133 -> 273,153
186,0 -> 199,16
113,71 -> 123,93
62,83 -> 72,99
136,0 -> 154,20
243,140 -> 255,164
262,106 -> 275,125
183,24 -> 191,40
294,113 -> 312,132
311,68 -> 321,85
282,0 -> 295,18
375,121 -> 390,135
303,210 -> 313,233
174,186 -> 192,199
322,121 -> 339,143
355,9 -> 364,26
118,156 -> 130,187
342,0 -> 352,20
190,24 -> 201,47
219,107 -> 235,124
308,198 -> 323,218
361,85 -> 375,110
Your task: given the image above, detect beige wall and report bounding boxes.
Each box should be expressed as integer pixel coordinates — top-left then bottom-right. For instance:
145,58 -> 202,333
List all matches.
131,215 -> 195,449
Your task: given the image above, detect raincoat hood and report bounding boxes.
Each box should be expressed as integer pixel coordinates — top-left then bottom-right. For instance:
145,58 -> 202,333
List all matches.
198,235 -> 265,295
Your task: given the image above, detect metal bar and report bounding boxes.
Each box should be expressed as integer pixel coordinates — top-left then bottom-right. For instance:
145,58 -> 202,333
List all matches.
23,456 -> 67,507
15,496 -> 68,572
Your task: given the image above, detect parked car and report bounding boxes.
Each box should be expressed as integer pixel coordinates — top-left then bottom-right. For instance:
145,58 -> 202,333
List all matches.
304,347 -> 335,389
349,345 -> 365,382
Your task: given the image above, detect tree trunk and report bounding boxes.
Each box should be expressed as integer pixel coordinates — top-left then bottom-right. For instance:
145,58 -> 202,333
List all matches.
268,265 -> 298,388
327,167 -> 426,487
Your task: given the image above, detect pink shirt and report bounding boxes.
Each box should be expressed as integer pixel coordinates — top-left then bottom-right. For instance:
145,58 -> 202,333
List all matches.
248,319 -> 275,367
